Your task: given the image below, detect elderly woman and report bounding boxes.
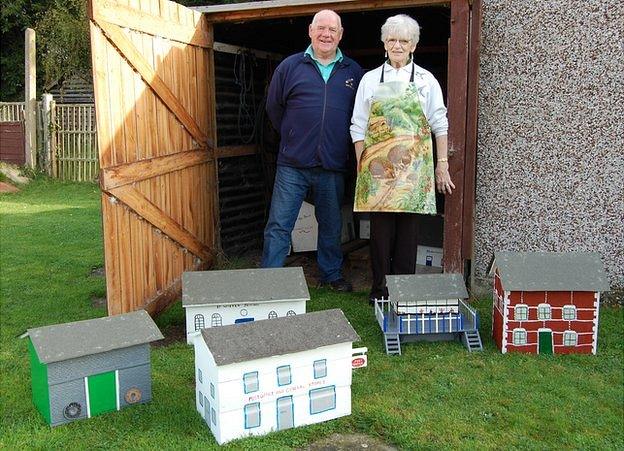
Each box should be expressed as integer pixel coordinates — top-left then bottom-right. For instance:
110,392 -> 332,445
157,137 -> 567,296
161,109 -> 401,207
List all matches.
350,14 -> 454,303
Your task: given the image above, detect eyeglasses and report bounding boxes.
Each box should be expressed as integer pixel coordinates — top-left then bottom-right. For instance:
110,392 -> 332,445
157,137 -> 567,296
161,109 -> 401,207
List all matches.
386,38 -> 411,47
314,25 -> 340,35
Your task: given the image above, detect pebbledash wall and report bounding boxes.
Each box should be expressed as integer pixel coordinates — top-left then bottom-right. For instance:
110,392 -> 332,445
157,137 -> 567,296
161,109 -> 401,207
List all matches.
473,0 -> 624,290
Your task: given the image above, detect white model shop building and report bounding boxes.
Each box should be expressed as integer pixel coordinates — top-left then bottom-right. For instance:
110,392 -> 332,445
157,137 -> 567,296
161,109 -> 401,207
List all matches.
182,267 -> 309,343
192,309 -> 361,445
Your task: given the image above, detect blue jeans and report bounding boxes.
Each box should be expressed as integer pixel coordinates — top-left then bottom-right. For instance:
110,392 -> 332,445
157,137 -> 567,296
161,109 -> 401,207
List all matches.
261,165 -> 345,283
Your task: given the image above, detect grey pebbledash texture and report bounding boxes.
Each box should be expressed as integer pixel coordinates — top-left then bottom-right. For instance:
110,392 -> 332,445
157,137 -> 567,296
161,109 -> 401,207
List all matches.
474,0 -> 624,289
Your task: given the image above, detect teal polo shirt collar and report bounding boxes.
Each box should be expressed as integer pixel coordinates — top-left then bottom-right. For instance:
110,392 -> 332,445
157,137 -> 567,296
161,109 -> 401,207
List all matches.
305,45 -> 343,82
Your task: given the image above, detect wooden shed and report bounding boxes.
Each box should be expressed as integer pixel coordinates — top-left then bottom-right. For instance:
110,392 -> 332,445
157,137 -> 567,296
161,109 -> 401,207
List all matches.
87,0 -> 481,316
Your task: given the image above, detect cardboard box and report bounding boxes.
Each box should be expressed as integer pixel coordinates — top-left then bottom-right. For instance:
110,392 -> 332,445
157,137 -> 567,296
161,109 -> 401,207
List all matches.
416,245 -> 443,268
291,202 -> 354,252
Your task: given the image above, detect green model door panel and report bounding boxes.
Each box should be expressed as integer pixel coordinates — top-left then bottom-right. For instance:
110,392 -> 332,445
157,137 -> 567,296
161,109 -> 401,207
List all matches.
539,331 -> 553,355
28,339 -> 51,424
87,371 -> 117,416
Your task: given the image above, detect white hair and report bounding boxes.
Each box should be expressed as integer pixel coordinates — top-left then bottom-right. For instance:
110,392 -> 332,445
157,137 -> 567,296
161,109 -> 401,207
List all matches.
311,9 -> 342,29
380,14 -> 420,46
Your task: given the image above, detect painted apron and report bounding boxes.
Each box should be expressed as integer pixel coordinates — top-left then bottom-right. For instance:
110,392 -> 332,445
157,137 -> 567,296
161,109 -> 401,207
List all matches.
354,64 -> 436,214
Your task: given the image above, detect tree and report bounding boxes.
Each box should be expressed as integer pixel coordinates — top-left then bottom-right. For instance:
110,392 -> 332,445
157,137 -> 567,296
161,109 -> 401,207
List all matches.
0,0 -> 89,101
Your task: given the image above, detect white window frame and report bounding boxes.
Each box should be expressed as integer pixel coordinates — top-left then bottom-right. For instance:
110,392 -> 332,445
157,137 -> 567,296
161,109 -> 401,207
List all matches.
197,368 -> 203,383
563,330 -> 577,346
514,304 -> 528,321
244,402 -> 260,429
313,359 -> 327,379
210,382 -> 215,399
310,386 -> 336,415
537,303 -> 551,320
243,371 -> 259,394
194,314 -> 205,331
562,305 -> 577,321
512,328 -> 527,345
277,365 -> 291,386
286,310 -> 296,316
198,390 -> 203,406
268,310 -> 277,319
211,313 -> 222,327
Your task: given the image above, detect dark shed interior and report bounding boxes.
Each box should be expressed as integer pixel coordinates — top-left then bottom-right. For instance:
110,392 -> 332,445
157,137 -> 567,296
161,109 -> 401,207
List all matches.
211,6 -> 451,257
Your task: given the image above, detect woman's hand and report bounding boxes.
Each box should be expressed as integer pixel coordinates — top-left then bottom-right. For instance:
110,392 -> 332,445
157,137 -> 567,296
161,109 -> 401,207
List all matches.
435,161 -> 455,194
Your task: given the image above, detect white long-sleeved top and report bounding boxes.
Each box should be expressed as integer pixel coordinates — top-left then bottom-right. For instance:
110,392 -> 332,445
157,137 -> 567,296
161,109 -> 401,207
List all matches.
350,62 -> 448,142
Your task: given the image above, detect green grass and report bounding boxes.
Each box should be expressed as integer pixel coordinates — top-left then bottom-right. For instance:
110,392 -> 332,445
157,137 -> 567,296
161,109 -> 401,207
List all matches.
1,179 -> 623,449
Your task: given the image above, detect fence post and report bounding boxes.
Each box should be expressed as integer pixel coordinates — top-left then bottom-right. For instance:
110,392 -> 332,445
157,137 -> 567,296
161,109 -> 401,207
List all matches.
24,28 -> 37,169
50,100 -> 57,178
41,94 -> 54,175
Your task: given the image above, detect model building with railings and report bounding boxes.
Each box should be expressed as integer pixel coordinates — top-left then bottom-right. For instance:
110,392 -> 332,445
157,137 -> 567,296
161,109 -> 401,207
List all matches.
375,273 -> 482,355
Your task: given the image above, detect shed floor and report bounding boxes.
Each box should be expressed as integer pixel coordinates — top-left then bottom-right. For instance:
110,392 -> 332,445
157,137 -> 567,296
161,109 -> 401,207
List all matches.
242,240 -> 442,293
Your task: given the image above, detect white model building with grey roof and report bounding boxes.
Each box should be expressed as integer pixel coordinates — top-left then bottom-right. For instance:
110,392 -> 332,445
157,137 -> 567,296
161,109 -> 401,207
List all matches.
182,267 -> 309,343
191,309 -> 361,445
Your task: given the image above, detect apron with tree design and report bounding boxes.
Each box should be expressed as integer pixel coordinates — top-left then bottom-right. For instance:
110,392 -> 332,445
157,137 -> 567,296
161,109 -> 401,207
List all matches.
354,64 -> 436,214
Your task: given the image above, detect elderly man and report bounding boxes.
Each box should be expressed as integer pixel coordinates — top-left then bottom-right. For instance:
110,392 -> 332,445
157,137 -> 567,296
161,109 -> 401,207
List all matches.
262,10 -> 362,292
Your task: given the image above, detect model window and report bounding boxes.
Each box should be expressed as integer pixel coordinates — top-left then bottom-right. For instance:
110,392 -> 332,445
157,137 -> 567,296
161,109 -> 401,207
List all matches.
210,382 -> 215,399
563,331 -> 577,346
562,305 -> 576,320
198,368 -> 203,383
211,407 -> 217,425
268,311 -> 278,319
514,304 -> 528,321
313,359 -> 327,379
206,398 -> 210,414
243,371 -> 259,394
211,313 -> 222,327
194,314 -> 205,331
286,310 -> 296,316
244,402 -> 260,428
310,386 -> 336,414
512,328 -> 527,345
277,365 -> 292,386
537,304 -> 551,320
198,390 -> 203,406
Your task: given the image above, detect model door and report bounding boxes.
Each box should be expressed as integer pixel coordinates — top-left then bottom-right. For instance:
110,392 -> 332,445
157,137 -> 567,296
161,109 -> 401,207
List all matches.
276,396 -> 294,430
539,330 -> 553,355
86,371 -> 117,417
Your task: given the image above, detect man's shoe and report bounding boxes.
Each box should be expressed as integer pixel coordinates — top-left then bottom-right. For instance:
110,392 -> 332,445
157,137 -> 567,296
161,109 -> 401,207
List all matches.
321,278 -> 353,292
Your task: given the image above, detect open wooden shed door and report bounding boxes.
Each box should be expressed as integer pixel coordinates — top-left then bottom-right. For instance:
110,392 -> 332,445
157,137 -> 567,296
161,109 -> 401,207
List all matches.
444,0 -> 482,275
88,0 -> 218,316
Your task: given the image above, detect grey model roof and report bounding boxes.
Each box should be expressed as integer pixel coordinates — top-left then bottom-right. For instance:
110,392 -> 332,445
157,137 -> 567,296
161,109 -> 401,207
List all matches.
27,310 -> 164,364
489,251 -> 610,292
200,309 -> 360,366
386,273 -> 468,302
182,267 -> 310,306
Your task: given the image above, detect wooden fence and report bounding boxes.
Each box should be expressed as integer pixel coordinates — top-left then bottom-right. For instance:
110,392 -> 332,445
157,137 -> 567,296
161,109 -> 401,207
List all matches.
0,101 -> 99,181
0,102 -> 24,121
53,104 -> 99,181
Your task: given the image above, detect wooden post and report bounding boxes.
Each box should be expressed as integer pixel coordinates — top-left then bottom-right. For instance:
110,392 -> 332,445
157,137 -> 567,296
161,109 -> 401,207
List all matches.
50,100 -> 57,177
443,0 -> 470,274
24,28 -> 37,169
41,94 -> 54,175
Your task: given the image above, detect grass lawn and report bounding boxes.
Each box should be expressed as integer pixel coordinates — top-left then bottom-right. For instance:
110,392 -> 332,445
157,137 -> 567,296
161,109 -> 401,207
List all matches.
1,178 -> 623,450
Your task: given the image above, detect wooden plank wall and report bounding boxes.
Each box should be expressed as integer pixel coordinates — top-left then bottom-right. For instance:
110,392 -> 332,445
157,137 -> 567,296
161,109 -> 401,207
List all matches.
89,0 -> 218,316
0,122 -> 26,165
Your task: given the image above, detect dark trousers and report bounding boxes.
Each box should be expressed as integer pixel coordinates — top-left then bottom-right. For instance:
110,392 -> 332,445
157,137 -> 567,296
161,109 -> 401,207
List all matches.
369,212 -> 418,299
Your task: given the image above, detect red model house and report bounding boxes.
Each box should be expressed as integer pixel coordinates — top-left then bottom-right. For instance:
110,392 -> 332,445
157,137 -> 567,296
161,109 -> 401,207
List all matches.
490,252 -> 609,355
